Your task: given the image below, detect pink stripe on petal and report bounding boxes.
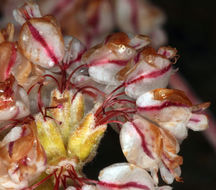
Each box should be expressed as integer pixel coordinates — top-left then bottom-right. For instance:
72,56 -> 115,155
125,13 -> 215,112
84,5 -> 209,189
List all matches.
132,122 -> 154,159
137,101 -> 189,112
5,44 -> 17,79
27,21 -> 59,65
126,64 -> 172,85
169,73 -> 216,150
98,181 -> 150,190
189,118 -> 200,123
89,59 -> 129,67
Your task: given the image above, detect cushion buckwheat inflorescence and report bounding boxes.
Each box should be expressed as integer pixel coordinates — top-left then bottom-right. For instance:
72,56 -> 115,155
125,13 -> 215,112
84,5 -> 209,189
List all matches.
0,1 -> 210,190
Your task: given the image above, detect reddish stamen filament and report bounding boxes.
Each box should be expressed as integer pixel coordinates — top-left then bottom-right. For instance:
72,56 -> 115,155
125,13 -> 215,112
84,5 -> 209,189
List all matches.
66,64 -> 87,89
43,74 -> 61,91
37,83 -> 45,118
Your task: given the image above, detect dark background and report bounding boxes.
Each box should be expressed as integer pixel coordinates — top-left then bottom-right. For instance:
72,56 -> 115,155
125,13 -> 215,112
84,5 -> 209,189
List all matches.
84,1 -> 216,189
154,1 -> 216,189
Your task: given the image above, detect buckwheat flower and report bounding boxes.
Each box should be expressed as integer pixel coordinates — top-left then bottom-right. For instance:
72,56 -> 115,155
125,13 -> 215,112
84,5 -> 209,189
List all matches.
0,76 -> 30,122
120,115 -> 182,184
34,89 -> 107,187
13,1 -> 65,68
63,36 -> 87,76
0,22 -> 46,92
0,23 -> 17,82
0,119 -> 46,189
97,163 -> 172,190
83,32 -> 150,86
67,163 -> 172,190
136,88 -> 209,142
121,46 -> 175,99
0,1 -> 211,189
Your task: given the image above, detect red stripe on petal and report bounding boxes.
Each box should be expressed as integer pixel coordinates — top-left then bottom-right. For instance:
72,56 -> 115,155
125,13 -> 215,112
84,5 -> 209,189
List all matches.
98,181 -> 150,190
137,101 -> 189,112
132,122 -> 154,159
27,21 -> 59,65
5,44 -> 17,79
189,118 -> 200,123
126,64 -> 172,85
89,59 -> 129,67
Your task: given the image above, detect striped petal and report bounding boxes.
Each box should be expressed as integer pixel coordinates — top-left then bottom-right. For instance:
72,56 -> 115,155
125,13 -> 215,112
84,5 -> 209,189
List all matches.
125,48 -> 174,99
84,32 -> 136,85
18,17 -> 64,68
98,163 -> 158,190
120,115 -> 162,170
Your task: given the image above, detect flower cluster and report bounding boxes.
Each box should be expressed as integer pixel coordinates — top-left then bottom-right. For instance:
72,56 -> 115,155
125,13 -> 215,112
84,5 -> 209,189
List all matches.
1,0 -> 166,48
0,1 -> 209,190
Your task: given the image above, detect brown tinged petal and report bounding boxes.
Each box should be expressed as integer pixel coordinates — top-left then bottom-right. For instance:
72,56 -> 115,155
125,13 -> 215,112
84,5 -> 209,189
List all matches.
0,42 -> 17,82
0,23 -> 14,42
120,115 -> 163,170
18,17 -> 65,68
0,119 -> 46,189
157,46 -> 177,60
153,88 -> 192,107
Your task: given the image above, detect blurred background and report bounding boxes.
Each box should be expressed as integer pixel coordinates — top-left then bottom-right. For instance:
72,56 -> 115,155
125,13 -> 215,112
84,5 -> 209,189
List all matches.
1,0 -> 216,189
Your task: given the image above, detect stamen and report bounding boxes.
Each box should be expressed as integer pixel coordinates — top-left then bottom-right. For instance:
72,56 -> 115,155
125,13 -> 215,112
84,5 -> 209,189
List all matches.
96,109 -> 133,126
0,122 -> 17,133
27,81 -> 41,95
37,83 -> 45,118
43,74 -> 61,91
71,85 -> 104,103
54,167 -> 64,190
63,48 -> 87,70
99,120 -> 124,126
66,64 -> 87,89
